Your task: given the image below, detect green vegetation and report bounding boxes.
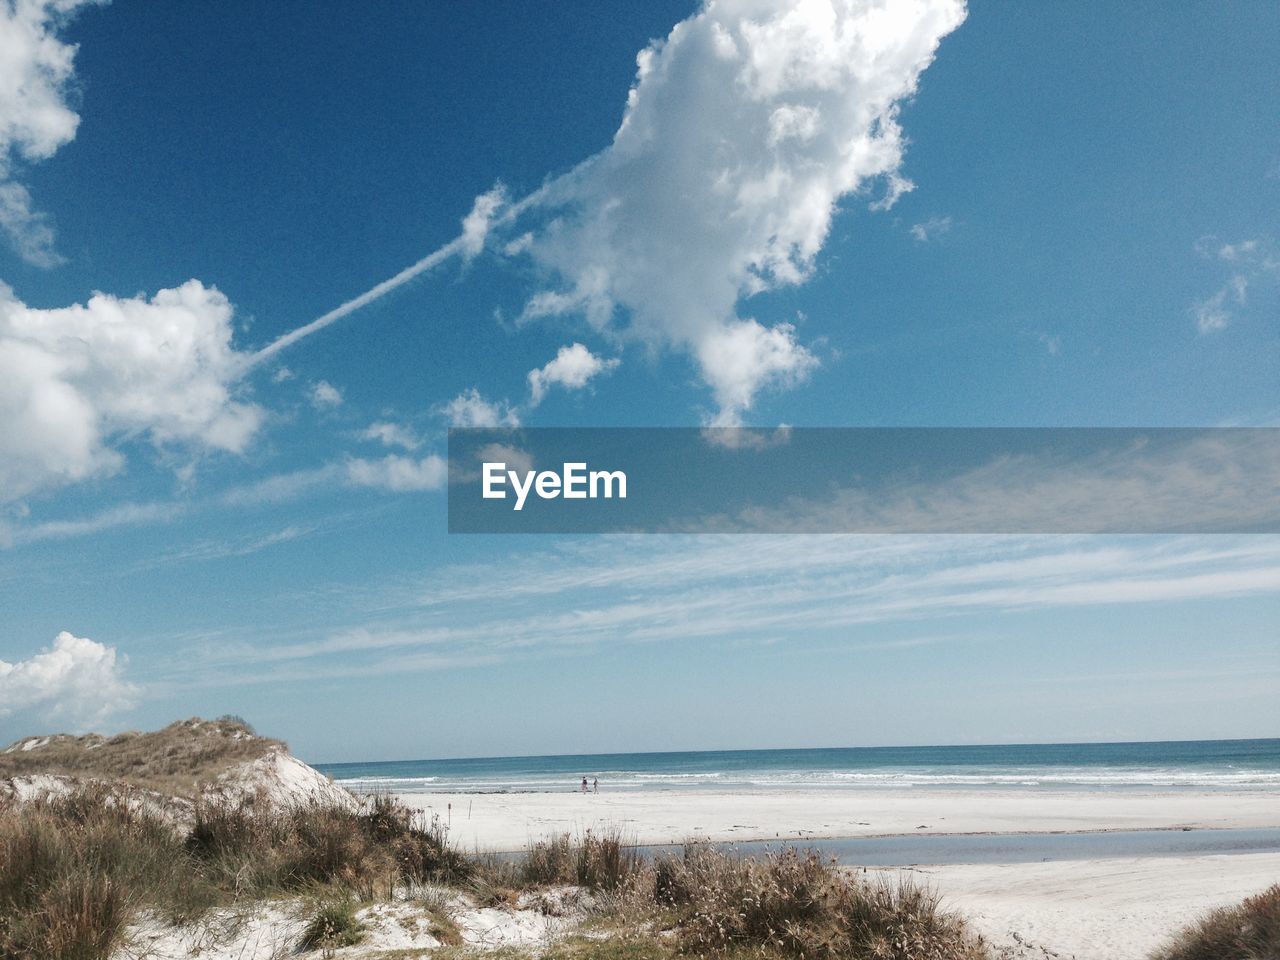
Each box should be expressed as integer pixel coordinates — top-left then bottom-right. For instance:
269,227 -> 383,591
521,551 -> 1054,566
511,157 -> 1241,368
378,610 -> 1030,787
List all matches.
1150,884 -> 1280,960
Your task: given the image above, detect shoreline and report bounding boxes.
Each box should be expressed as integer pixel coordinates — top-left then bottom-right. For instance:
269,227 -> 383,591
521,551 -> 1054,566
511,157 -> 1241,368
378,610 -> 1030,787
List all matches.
389,786 -> 1280,853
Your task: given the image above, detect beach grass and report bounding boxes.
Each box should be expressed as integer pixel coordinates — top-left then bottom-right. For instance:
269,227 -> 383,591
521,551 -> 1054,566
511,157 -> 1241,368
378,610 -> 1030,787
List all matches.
0,786 -> 467,958
14,782 -> 1270,960
521,828 -> 644,891
299,897 -> 366,952
1150,882 -> 1280,960
0,717 -> 280,797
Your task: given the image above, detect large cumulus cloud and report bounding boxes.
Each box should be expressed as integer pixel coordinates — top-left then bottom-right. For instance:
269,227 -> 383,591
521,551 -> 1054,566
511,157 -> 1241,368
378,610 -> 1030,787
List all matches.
514,0 -> 967,423
0,631 -> 137,731
0,279 -> 262,502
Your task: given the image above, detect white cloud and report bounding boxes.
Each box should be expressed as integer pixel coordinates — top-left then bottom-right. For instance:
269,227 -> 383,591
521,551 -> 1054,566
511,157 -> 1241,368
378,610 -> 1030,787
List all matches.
271,365 -> 295,383
0,181 -> 60,266
5,500 -> 184,546
360,420 -> 420,450
460,184 -> 507,259
1193,288 -> 1232,334
476,442 -> 533,476
252,1 -> 964,426
169,534 -> 1280,684
910,215 -> 952,242
218,464 -> 341,507
0,631 -> 138,731
527,342 -> 619,406
686,430 -> 1280,534
1038,332 -> 1061,355
0,279 -> 263,503
697,319 -> 818,425
0,0 -> 101,266
512,0 -> 966,423
441,387 -> 519,428
1192,236 -> 1278,334
309,379 -> 343,408
345,453 -> 446,492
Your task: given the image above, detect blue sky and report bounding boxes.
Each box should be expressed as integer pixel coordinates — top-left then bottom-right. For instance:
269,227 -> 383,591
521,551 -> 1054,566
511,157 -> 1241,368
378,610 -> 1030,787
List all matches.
0,1 -> 1277,761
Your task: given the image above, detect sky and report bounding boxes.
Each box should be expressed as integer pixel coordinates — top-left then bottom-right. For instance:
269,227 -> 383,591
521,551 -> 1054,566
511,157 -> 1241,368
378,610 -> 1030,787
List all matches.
0,0 -> 1277,762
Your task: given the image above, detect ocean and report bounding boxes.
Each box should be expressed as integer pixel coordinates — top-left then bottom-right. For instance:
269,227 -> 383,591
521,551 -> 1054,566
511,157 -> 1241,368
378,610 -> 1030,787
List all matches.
315,738 -> 1280,795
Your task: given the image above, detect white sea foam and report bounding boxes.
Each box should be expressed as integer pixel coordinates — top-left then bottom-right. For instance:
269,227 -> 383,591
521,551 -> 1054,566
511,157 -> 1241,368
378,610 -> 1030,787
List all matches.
334,765 -> 1280,794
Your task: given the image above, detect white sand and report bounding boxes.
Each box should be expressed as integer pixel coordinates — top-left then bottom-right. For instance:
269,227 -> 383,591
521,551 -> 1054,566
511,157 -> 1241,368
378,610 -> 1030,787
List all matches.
913,853 -> 1280,960
395,788 -> 1279,959
395,787 -> 1280,851
117,887 -> 582,959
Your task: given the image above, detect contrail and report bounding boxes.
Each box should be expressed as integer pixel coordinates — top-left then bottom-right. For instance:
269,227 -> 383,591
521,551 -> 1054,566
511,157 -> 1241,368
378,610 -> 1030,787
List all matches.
246,235 -> 468,369
243,181 -> 559,372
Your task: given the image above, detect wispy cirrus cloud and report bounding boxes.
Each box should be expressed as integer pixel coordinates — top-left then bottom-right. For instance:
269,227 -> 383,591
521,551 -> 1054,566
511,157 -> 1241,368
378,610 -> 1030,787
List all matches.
345,453 -> 446,492
2,500 -> 186,547
1192,236 -> 1278,334
910,216 -> 952,242
144,534 -> 1280,686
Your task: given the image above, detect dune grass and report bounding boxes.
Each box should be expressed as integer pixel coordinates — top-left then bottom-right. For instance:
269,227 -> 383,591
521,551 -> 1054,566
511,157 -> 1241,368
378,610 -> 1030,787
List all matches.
0,785 -> 1026,960
601,843 -> 993,960
1150,883 -> 1280,960
0,787 -> 467,959
521,830 -> 644,891
299,898 -> 366,952
0,717 -> 281,796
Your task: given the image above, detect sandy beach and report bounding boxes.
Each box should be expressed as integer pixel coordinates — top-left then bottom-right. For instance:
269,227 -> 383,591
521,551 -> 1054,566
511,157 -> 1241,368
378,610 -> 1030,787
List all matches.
397,787 -> 1280,851
393,788 -> 1280,959
919,853 -> 1280,959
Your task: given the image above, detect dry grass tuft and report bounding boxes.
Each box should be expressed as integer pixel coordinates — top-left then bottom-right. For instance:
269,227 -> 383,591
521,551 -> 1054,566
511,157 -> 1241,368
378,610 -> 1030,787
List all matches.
1,784 -> 1003,960
1150,883 -> 1280,960
0,786 -> 469,959
299,898 -> 365,953
523,829 -> 643,891
623,845 -> 991,960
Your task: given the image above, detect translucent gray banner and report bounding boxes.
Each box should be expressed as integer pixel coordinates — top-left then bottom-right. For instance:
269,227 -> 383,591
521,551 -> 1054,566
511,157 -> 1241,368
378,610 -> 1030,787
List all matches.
447,428 -> 1280,534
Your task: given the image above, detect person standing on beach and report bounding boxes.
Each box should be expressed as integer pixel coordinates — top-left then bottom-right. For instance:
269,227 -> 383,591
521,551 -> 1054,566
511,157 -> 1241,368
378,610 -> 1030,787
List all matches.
593,778 -> 598,793
581,776 -> 588,793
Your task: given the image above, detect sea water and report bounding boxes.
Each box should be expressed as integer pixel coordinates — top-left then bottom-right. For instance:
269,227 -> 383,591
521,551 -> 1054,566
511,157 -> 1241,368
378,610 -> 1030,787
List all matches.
315,738 -> 1280,796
